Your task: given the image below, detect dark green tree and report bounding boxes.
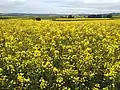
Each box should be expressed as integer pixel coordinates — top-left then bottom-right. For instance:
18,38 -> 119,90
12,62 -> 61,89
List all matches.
68,15 -> 74,18
107,14 -> 112,18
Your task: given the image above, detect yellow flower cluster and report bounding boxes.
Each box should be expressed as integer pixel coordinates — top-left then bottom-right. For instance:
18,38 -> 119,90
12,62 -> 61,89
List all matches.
0,19 -> 120,89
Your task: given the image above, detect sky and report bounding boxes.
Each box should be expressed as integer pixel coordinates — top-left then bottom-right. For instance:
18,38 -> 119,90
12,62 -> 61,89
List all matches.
0,0 -> 120,14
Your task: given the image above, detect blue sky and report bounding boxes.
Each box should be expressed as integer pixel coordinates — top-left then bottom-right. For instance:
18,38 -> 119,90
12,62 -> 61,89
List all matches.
0,0 -> 120,14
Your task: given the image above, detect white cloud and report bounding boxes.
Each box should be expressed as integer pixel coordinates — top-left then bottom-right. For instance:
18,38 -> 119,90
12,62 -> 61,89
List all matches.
0,0 -> 120,14
84,0 -> 119,3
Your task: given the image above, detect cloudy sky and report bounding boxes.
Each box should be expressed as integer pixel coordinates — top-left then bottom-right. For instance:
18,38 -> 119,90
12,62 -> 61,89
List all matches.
0,0 -> 120,14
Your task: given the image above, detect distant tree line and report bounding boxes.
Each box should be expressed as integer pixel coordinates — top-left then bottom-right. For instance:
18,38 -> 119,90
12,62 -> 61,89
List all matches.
60,15 -> 74,18
60,14 -> 112,19
88,14 -> 112,18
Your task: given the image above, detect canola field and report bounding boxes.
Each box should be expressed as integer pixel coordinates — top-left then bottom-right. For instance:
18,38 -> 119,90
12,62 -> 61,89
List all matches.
0,19 -> 120,90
